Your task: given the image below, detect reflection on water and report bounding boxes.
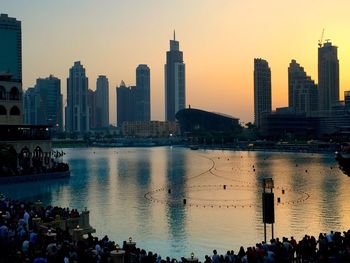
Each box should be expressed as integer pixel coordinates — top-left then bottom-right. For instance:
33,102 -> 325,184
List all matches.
1,147 -> 350,259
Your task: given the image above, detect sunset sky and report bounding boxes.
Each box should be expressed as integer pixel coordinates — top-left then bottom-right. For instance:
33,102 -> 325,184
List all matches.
2,0 -> 350,124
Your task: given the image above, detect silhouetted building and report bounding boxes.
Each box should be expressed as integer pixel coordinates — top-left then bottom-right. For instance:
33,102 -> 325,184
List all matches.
37,76 -> 63,132
0,14 -> 21,83
288,60 -> 318,116
23,87 -> 37,125
176,108 -> 240,136
95,75 -> 109,128
88,89 -> 96,129
345,91 -> 350,110
116,81 -> 136,127
254,58 -> 271,128
122,121 -> 179,138
65,61 -> 89,134
165,31 -> 185,121
136,65 -> 150,121
318,41 -> 339,112
260,110 -> 317,139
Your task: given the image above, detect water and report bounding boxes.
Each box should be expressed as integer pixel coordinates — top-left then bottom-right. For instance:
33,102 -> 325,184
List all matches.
1,147 -> 350,259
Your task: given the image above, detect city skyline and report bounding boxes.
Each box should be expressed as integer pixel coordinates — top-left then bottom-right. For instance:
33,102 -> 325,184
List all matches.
2,1 -> 350,123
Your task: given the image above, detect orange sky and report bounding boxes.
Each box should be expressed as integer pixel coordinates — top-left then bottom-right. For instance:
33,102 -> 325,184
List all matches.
3,0 -> 350,124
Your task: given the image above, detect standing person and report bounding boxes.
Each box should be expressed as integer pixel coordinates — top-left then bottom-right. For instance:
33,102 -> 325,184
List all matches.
212,250 -> 220,263
23,210 -> 30,230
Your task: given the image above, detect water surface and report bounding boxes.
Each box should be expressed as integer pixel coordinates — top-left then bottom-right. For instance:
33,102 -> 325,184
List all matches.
1,147 -> 350,259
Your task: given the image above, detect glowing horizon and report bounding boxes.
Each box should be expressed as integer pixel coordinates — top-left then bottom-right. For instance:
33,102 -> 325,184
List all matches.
2,0 -> 350,124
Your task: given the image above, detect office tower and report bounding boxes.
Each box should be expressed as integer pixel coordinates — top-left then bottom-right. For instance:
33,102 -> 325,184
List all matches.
34,75 -> 63,131
254,58 -> 271,128
88,89 -> 96,129
165,31 -> 185,121
288,60 -> 318,116
318,41 -> 339,112
23,87 -> 37,125
116,81 -> 136,127
65,61 -> 89,133
95,75 -> 109,128
0,14 -> 23,125
136,65 -> 150,121
0,14 -> 21,82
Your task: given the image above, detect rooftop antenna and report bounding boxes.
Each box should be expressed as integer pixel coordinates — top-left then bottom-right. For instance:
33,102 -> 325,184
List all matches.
318,29 -> 325,48
173,30 -> 176,41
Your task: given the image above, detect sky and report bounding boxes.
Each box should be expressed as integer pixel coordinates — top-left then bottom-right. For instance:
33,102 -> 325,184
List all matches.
2,0 -> 350,124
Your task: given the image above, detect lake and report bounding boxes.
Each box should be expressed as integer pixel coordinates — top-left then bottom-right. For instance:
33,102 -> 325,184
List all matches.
1,146 -> 350,259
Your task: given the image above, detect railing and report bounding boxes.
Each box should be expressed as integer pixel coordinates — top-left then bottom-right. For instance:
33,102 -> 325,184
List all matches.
0,125 -> 51,141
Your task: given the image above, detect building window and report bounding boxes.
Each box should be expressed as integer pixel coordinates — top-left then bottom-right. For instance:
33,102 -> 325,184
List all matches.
0,86 -> 6,100
9,87 -> 20,100
10,106 -> 20,115
0,105 -> 6,115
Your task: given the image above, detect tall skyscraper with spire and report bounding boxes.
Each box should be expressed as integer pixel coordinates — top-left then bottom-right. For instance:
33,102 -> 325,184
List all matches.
254,58 -> 271,128
65,61 -> 89,134
318,41 -> 339,112
164,31 -> 185,121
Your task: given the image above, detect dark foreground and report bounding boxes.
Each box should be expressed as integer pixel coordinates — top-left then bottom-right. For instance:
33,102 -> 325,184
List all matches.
1,196 -> 350,263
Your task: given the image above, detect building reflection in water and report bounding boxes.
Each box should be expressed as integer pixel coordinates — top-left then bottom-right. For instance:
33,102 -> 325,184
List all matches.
165,147 -> 189,253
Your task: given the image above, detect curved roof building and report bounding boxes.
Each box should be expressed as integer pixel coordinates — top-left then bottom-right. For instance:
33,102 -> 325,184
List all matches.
175,108 -> 240,135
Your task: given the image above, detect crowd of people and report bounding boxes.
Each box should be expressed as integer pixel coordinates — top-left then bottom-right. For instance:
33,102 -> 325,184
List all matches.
1,195 -> 350,262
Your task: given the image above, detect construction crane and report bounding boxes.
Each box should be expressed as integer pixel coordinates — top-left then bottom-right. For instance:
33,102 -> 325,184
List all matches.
318,29 -> 325,47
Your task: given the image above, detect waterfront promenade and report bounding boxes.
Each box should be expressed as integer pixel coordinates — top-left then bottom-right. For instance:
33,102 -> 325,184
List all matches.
1,196 -> 350,262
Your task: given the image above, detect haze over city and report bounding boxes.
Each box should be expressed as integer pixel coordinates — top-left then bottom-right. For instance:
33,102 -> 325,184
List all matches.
2,0 -> 350,124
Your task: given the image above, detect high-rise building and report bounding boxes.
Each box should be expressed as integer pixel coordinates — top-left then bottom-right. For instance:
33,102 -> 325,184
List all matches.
0,14 -> 23,125
288,60 -> 318,116
254,58 -> 271,128
136,65 -> 150,121
318,41 -> 339,112
34,75 -> 63,131
65,61 -> 89,134
87,89 -> 96,129
0,14 -> 22,82
116,81 -> 136,127
165,31 -> 185,121
23,87 -> 37,125
95,75 -> 109,128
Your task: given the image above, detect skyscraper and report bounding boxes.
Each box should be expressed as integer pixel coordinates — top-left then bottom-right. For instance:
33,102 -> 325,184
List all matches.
23,87 -> 37,125
87,89 -> 96,130
65,61 -> 89,134
116,81 -> 136,127
254,58 -> 271,128
318,41 -> 339,112
136,65 -> 150,121
35,75 -> 63,131
0,14 -> 22,82
165,31 -> 185,121
95,75 -> 109,128
288,60 -> 318,116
